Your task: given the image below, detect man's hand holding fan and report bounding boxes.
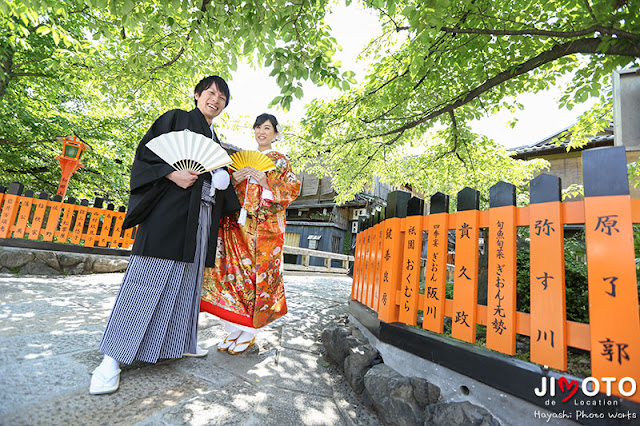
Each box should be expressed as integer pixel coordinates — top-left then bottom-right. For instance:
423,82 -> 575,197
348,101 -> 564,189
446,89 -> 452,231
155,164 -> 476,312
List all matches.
145,130 -> 233,189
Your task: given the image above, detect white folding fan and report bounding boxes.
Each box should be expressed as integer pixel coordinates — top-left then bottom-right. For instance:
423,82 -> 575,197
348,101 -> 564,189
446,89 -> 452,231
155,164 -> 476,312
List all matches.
146,130 -> 232,174
229,150 -> 276,172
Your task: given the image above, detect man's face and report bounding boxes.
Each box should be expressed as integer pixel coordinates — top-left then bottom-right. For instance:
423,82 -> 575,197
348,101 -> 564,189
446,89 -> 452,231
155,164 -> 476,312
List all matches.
195,83 -> 227,123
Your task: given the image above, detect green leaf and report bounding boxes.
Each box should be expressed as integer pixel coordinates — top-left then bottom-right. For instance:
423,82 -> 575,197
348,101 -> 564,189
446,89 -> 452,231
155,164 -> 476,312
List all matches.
121,0 -> 135,15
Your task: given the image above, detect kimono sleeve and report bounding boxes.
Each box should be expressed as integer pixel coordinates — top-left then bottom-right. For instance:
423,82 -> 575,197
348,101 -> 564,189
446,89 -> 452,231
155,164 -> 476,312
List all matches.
129,110 -> 182,192
122,109 -> 183,229
266,154 -> 301,209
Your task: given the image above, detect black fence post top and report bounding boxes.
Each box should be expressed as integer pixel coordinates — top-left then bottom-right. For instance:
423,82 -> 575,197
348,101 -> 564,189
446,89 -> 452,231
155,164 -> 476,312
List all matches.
489,181 -> 516,207
582,146 -> 629,197
24,190 -> 35,198
358,215 -> 368,231
52,194 -> 63,202
386,190 -> 411,218
38,192 -> 49,200
407,196 -> 424,216
530,173 -> 561,204
8,182 -> 24,196
93,197 -> 104,209
430,192 -> 449,214
457,187 -> 480,211
80,199 -> 90,206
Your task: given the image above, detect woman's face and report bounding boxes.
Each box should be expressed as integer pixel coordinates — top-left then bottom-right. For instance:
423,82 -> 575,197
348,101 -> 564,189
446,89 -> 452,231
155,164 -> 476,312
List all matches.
254,120 -> 277,151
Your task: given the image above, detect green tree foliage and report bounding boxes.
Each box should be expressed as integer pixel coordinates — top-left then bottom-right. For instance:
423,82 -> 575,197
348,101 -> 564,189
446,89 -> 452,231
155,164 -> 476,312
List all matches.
294,0 -> 640,203
0,0 -> 347,205
516,232 -> 590,324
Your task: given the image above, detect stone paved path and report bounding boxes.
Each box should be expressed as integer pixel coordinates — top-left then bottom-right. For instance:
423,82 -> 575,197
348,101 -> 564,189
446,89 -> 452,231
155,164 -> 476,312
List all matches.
0,272 -> 381,425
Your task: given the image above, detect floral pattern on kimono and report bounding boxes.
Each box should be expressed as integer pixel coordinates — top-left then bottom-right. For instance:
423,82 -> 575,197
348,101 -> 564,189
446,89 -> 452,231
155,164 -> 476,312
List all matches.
200,150 -> 301,328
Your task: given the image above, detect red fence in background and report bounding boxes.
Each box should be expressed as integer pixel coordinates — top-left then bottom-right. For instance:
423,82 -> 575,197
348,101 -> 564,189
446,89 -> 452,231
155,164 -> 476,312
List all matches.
0,183 -> 135,249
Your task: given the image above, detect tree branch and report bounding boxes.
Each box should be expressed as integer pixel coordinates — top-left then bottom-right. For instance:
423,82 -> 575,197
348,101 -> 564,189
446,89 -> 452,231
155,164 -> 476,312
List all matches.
0,48 -> 12,98
348,37 -> 640,143
0,138 -> 52,146
440,25 -> 638,41
583,0 -> 598,23
11,57 -> 48,70
148,47 -> 185,73
10,72 -> 52,78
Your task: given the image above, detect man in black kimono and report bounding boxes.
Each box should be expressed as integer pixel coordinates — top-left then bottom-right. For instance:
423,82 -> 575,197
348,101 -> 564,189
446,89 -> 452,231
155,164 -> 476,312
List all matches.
89,76 -> 240,395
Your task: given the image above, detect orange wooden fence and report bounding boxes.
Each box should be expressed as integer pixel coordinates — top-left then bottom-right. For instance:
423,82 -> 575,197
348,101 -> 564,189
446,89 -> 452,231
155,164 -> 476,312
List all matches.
351,146 -> 640,403
0,182 -> 135,249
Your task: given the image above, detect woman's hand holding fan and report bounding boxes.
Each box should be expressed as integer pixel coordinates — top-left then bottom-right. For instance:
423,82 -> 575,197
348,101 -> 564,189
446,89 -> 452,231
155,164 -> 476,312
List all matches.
230,150 -> 276,225
229,151 -> 275,187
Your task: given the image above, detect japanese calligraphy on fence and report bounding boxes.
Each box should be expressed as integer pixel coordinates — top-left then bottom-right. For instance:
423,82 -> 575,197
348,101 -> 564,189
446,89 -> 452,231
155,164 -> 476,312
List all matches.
422,193 -> 449,333
582,147 -> 640,402
398,215 -> 423,325
487,182 -> 518,355
451,188 -> 480,343
529,174 -> 568,371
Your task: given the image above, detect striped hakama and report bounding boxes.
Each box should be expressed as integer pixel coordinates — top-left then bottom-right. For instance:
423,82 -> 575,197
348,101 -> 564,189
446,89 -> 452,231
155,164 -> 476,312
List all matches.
99,180 -> 214,364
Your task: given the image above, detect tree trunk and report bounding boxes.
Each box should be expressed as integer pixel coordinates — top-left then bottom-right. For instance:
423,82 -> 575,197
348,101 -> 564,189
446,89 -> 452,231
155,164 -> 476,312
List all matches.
0,45 -> 13,99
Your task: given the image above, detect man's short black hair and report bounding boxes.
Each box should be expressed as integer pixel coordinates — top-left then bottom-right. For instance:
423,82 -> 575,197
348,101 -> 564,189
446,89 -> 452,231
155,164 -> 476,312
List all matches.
194,76 -> 230,107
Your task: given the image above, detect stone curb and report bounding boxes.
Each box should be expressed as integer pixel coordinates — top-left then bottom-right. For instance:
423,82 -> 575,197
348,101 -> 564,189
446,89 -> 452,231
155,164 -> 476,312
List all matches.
0,246 -> 129,275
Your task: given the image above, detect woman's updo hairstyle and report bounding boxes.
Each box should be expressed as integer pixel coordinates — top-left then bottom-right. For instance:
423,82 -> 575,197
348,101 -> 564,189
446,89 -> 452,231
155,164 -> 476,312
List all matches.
253,113 -> 279,133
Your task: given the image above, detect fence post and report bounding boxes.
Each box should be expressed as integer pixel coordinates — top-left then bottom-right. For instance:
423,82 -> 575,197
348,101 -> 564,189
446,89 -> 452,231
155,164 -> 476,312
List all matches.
357,224 -> 370,303
56,197 -> 77,242
69,199 -> 89,244
42,194 -> 63,242
386,191 -> 411,218
362,223 -> 375,306
352,220 -> 366,301
27,192 -> 49,240
0,182 -> 24,238
84,197 -> 104,247
378,192 -> 409,323
12,189 -> 34,239
423,192 -> 449,333
367,222 -> 381,308
371,217 -> 385,309
97,202 -> 115,247
452,187 -> 480,343
582,146 -> 640,403
407,196 -> 424,216
529,173 -> 567,370
398,197 -> 425,325
486,181 -> 517,355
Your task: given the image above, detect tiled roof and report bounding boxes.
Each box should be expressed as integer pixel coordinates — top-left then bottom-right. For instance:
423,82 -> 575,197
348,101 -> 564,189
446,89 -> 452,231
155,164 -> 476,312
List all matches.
509,129 -> 614,158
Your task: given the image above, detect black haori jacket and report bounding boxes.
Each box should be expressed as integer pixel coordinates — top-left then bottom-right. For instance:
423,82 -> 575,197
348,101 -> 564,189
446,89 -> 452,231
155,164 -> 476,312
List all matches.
122,108 -> 240,267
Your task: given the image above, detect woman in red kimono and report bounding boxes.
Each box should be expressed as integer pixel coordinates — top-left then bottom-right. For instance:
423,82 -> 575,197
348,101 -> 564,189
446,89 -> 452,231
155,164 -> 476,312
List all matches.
201,113 -> 301,354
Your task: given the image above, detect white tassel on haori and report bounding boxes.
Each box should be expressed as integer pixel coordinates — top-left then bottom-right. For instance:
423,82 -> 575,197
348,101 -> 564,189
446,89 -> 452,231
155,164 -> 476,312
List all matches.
237,177 -> 258,226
